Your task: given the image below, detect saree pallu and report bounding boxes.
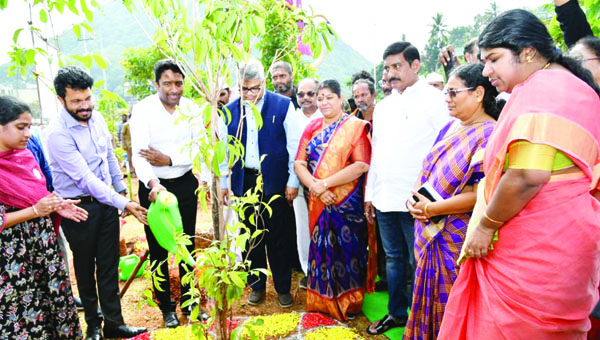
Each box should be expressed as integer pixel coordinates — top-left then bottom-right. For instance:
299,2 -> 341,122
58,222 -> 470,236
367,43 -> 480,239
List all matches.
296,114 -> 371,321
404,121 -> 494,340
439,69 -> 600,340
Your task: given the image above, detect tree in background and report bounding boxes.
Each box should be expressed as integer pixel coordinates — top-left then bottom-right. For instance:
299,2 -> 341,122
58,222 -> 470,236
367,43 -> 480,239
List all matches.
126,0 -> 335,338
421,13 -> 449,74
546,0 -> 600,49
257,0 -> 334,89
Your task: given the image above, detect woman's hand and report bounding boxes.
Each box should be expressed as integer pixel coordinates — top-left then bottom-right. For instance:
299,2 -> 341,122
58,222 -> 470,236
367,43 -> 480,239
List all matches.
57,199 -> 89,222
33,192 -> 63,217
462,221 -> 496,258
407,190 -> 432,222
319,190 -> 337,206
310,179 -> 328,198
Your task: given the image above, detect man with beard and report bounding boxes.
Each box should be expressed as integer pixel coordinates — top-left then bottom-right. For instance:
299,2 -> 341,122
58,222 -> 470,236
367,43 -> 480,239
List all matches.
130,59 -> 218,327
379,72 -> 393,97
47,66 -> 148,340
290,78 -> 322,289
352,79 -> 376,123
365,42 -> 448,335
218,86 -> 230,109
270,61 -> 300,110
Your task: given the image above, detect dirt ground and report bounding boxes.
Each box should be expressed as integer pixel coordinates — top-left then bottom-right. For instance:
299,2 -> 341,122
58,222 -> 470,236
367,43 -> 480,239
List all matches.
69,176 -> 387,339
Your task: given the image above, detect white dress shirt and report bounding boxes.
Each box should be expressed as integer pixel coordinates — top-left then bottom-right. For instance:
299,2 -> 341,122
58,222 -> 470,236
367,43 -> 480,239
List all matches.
243,96 -> 299,188
365,79 -> 450,212
287,108 -> 323,188
131,95 -> 206,188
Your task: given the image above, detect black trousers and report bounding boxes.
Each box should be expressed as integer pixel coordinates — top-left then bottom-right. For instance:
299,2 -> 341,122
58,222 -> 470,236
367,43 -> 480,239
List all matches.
242,171 -> 295,293
61,200 -> 123,328
138,170 -> 198,312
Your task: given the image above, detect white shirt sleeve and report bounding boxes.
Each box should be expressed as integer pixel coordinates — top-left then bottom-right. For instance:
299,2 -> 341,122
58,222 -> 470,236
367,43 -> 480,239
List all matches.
130,100 -> 158,188
283,102 -> 300,188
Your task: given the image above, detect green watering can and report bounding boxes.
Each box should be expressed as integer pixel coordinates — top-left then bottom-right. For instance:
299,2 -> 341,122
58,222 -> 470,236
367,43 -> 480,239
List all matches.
118,254 -> 149,281
147,191 -> 196,267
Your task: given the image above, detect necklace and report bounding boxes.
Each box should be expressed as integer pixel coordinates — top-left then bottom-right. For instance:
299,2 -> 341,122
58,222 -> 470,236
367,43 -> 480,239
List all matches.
320,114 -> 343,148
542,62 -> 551,70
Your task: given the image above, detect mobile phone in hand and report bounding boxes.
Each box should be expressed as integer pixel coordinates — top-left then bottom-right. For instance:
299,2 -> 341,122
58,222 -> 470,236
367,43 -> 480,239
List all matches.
443,51 -> 456,78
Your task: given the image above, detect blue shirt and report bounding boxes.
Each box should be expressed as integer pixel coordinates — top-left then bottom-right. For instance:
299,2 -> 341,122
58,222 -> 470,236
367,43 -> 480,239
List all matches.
46,108 -> 129,210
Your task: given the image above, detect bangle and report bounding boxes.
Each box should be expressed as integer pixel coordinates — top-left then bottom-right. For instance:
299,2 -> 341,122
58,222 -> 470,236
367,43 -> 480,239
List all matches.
483,211 -> 503,225
32,205 -> 40,217
424,203 -> 432,217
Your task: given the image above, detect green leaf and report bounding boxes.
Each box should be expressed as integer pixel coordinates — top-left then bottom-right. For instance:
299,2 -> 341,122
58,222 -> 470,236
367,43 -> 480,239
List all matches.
93,54 -> 107,69
39,8 -> 48,23
229,271 -> 245,287
80,0 -> 94,22
66,0 -> 78,14
25,49 -> 36,66
94,80 -> 105,88
12,28 -> 23,44
0,0 -> 8,9
73,24 -> 81,39
54,0 -> 65,13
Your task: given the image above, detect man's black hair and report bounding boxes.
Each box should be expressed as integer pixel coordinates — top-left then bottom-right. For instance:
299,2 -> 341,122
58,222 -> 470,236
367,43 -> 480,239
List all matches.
382,42 -> 420,65
54,66 -> 94,100
154,59 -> 185,83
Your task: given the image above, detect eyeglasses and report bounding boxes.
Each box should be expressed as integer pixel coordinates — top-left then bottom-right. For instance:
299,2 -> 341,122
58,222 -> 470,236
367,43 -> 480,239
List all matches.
241,85 -> 262,94
444,87 -> 474,98
297,91 -> 315,98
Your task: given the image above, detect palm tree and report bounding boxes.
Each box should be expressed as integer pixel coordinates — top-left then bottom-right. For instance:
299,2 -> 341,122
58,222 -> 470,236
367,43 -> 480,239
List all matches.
429,13 -> 449,43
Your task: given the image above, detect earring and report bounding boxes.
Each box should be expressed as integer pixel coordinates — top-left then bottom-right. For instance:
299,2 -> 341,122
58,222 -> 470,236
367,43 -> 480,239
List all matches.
526,55 -> 533,63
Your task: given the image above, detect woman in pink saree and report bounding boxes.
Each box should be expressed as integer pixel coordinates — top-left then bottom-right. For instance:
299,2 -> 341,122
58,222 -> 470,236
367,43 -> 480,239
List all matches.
438,9 -> 600,340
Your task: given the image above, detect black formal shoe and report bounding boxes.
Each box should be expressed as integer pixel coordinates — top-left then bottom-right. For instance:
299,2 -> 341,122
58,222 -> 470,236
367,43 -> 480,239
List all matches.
299,276 -> 308,289
375,280 -> 388,292
248,289 -> 266,306
103,324 -> 147,339
162,311 -> 180,328
278,292 -> 293,308
181,304 -> 209,321
74,296 -> 84,311
85,325 -> 102,340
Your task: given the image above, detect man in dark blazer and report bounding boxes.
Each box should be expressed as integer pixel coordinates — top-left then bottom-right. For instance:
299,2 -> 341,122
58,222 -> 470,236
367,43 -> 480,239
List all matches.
222,59 -> 299,308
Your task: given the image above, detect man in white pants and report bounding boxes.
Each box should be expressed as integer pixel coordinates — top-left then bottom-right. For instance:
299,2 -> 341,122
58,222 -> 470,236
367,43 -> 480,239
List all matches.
289,78 -> 323,288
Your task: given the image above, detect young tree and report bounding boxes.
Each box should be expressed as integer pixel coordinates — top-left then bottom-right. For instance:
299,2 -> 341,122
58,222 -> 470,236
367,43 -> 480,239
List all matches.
125,0 -> 335,338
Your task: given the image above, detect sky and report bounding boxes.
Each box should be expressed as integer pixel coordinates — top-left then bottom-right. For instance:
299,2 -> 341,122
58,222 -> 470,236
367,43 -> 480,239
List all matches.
0,0 -> 550,65
302,0 -> 549,63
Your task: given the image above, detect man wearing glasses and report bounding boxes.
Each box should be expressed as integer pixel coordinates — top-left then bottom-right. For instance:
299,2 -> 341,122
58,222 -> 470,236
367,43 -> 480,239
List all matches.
365,42 -> 449,335
290,78 -> 322,290
222,59 -> 298,308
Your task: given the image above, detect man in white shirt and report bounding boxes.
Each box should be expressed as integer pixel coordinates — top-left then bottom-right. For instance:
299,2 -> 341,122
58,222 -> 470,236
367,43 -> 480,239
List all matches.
365,42 -> 449,335
289,78 -> 323,289
130,59 -> 214,328
222,59 -> 299,308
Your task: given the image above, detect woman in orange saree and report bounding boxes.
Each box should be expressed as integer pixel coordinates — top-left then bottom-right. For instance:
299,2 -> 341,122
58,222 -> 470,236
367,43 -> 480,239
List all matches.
294,79 -> 372,321
438,9 -> 600,340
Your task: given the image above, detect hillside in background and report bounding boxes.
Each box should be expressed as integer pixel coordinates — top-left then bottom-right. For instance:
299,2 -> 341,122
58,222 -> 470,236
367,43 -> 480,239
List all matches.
0,1 -> 372,100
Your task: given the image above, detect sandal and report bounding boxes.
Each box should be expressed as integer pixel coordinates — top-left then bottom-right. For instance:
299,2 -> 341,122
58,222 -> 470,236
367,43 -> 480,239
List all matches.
366,314 -> 406,335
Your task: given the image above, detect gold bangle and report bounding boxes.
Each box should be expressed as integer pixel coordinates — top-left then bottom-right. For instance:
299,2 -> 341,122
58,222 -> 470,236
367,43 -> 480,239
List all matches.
424,203 -> 432,217
32,205 -> 40,217
483,211 -> 503,225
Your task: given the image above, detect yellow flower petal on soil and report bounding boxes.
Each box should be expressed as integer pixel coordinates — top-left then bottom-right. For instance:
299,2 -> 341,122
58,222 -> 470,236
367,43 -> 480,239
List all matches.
152,326 -> 194,340
305,327 -> 363,340
242,312 -> 300,339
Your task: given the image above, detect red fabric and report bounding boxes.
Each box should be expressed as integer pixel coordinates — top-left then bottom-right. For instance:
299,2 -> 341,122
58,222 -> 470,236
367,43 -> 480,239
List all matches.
0,149 -> 60,233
